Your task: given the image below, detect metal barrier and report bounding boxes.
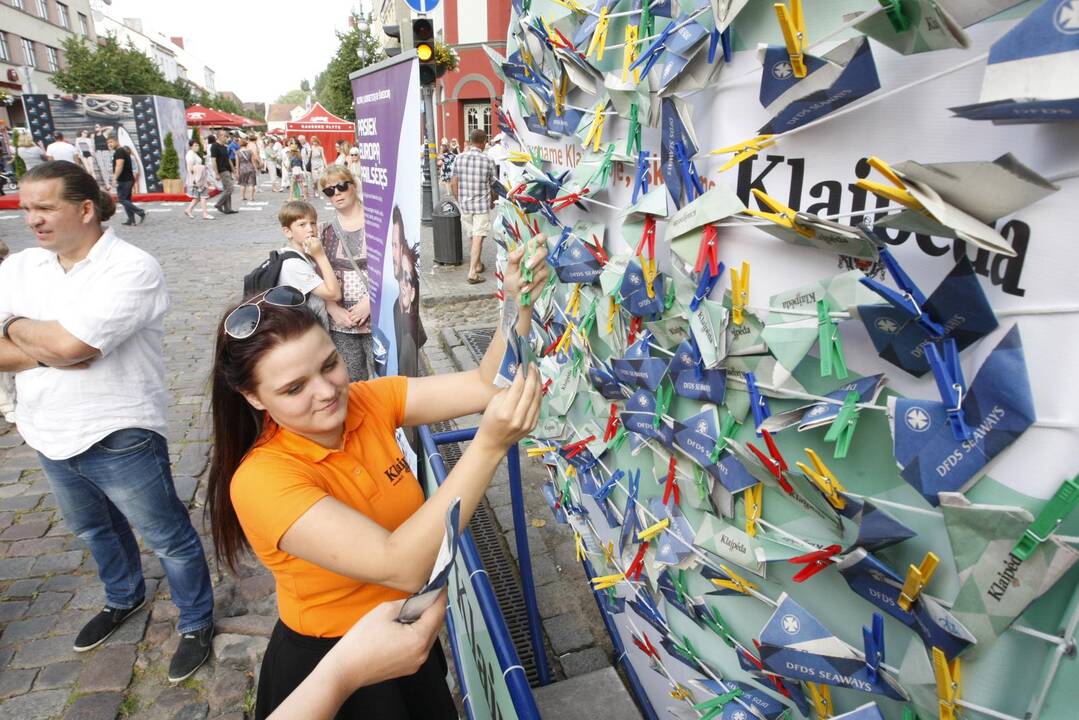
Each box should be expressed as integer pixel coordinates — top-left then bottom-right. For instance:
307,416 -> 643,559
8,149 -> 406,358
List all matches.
420,425 -> 548,719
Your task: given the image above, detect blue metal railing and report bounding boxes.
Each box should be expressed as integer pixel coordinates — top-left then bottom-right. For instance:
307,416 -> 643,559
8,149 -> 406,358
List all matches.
420,424 -> 548,719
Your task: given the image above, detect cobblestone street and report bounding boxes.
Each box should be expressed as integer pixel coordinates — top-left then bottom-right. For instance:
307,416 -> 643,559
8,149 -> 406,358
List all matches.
0,183 -> 616,718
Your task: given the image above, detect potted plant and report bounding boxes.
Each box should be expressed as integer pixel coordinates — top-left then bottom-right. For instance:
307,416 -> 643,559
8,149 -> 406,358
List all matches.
158,131 -> 183,195
434,42 -> 460,79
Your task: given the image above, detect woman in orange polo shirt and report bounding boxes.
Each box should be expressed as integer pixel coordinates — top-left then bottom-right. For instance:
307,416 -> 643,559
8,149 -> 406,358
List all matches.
206,240 -> 546,719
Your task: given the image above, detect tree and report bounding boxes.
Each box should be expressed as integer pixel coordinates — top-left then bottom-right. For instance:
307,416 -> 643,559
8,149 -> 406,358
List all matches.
12,130 -> 26,181
159,132 -> 179,180
190,129 -> 205,159
316,13 -> 386,120
275,88 -> 309,105
53,35 -> 171,95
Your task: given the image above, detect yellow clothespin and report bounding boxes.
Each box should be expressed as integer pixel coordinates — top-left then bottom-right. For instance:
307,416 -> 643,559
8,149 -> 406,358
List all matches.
591,572 -> 625,590
622,24 -> 640,83
507,150 -> 533,165
745,483 -> 763,537
711,564 -> 758,595
526,90 -> 547,127
730,261 -> 750,325
932,647 -> 961,720
553,71 -> 569,117
744,188 -> 814,238
641,256 -> 658,299
670,685 -> 693,702
806,682 -> 833,719
774,0 -> 807,78
637,518 -> 670,542
854,156 -> 924,212
602,541 -> 615,566
796,448 -> 847,510
526,445 -> 557,457
897,551 -> 940,612
710,134 -> 776,173
587,7 -> 611,61
583,103 -> 607,153
564,464 -> 577,478
553,0 -> 587,15
567,283 -> 582,317
575,531 -> 586,562
556,322 -> 576,354
606,296 -> 618,335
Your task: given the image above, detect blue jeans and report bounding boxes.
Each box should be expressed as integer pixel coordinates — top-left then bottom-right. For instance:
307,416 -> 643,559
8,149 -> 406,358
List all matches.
38,428 -> 214,633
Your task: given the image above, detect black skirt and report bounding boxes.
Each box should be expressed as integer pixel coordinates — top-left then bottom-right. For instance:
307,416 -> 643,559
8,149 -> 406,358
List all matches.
255,619 -> 458,720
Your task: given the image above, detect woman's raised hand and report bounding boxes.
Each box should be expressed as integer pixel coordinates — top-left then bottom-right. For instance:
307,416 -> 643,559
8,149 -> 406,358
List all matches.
476,364 -> 541,453
503,235 -> 549,308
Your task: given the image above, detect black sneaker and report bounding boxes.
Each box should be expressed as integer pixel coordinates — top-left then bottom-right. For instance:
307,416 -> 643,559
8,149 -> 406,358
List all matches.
168,623 -> 214,683
120,220 -> 136,226
137,211 -> 147,225
73,598 -> 146,652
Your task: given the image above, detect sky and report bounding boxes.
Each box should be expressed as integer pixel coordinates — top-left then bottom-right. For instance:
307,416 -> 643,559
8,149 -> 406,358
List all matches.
99,0 -> 375,104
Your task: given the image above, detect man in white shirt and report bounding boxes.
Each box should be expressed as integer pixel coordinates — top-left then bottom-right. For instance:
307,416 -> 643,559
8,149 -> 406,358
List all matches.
0,161 -> 215,683
45,131 -> 79,164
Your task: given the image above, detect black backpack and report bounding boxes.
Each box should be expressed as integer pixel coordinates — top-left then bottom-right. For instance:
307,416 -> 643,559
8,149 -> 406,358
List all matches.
242,249 -> 304,297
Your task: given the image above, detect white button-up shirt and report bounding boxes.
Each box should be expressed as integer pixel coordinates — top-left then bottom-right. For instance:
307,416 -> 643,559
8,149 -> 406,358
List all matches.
0,228 -> 170,460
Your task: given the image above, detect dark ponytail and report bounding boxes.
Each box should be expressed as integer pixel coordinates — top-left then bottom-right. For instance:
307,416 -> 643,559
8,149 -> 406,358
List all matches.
205,302 -> 323,573
24,161 -> 116,221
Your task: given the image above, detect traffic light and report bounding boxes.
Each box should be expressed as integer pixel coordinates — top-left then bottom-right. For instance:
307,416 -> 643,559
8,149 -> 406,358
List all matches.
413,18 -> 437,86
382,24 -> 401,57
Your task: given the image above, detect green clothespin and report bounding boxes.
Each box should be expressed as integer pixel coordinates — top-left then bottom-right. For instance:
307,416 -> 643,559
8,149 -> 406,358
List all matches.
664,276 -> 677,310
579,299 -> 598,339
640,0 -> 654,39
698,604 -> 736,647
520,242 -> 534,307
514,86 -> 529,118
607,424 -> 628,453
903,707 -> 921,720
529,145 -> 543,167
878,0 -> 911,33
571,347 -> 585,376
817,299 -> 848,379
672,569 -> 690,605
654,380 -> 673,430
712,414 -> 741,460
693,687 -> 744,720
1013,474 -> 1079,560
693,465 -> 710,503
627,103 -> 642,158
823,391 -> 860,458
588,143 -> 615,190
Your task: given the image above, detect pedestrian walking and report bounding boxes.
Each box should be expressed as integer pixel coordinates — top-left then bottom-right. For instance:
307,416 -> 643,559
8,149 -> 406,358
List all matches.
335,140 -> 351,166
184,139 -> 213,220
45,131 -> 79,164
107,136 -> 146,226
204,234 -> 544,719
209,134 -> 238,214
92,125 -> 113,185
437,139 -> 455,200
308,136 -> 326,189
277,139 -> 291,193
288,146 -> 307,200
0,161 -> 216,682
16,132 -> 46,176
450,129 -> 497,284
266,136 -> 281,192
237,138 -> 259,202
346,147 -> 362,183
74,130 -> 97,177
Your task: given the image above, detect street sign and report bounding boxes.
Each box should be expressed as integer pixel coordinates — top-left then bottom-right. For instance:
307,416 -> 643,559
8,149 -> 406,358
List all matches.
404,0 -> 440,12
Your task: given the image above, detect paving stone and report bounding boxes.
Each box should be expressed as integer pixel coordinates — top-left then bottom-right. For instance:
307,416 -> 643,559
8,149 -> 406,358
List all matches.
108,605 -> 150,645
6,537 -> 66,557
559,647 -> 610,678
53,609 -> 97,636
0,512 -> 14,530
173,476 -> 198,505
78,644 -> 137,692
3,577 -> 43,598
529,554 -> 561,584
175,443 -> 210,478
150,687 -> 199,716
535,582 -> 577,619
31,551 -> 84,576
0,688 -> 69,720
0,615 -> 57,646
211,633 -> 268,670
0,667 -> 37,699
62,691 -> 124,720
26,591 -> 72,617
0,495 -> 41,512
0,557 -> 34,581
0,520 -> 51,542
172,703 -> 209,720
214,614 -> 275,637
0,600 -> 29,622
34,661 -> 83,690
11,634 -> 79,668
545,612 -> 593,655
237,574 -> 274,601
41,575 -> 86,593
208,667 -> 248,710
68,585 -> 106,611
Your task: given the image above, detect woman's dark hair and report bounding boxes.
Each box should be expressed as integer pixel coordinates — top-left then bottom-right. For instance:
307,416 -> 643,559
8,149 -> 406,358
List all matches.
206,302 -> 323,573
24,161 -> 116,221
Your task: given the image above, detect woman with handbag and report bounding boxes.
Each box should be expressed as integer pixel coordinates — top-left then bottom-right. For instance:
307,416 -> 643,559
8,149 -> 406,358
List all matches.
184,139 -> 213,220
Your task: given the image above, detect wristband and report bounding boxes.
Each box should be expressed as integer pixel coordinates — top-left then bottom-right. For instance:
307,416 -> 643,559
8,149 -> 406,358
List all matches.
1,315 -> 24,341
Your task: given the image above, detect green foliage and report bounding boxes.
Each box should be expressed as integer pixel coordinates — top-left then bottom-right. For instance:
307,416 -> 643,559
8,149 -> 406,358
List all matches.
275,88 -> 309,105
159,132 -> 180,180
53,35 -> 171,95
315,13 -> 386,120
241,687 -> 257,714
117,693 -> 139,719
12,130 -> 27,181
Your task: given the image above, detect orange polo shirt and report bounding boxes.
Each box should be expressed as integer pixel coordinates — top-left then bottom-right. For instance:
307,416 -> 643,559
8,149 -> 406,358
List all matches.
230,376 -> 423,638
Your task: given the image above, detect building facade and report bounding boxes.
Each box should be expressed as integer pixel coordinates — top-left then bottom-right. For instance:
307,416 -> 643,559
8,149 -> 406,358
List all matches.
0,0 -> 97,127
92,13 -> 216,95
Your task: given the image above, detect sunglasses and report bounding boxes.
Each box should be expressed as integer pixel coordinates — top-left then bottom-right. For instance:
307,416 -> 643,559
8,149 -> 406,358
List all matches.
322,181 -> 352,198
224,286 -> 305,340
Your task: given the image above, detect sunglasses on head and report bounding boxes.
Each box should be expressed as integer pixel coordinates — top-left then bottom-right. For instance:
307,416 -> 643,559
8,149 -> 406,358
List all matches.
224,286 -> 305,340
322,181 -> 352,198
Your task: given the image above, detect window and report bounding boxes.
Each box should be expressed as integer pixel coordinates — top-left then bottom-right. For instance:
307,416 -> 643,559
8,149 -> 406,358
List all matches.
46,46 -> 59,72
57,2 -> 69,28
35,0 -> 48,19
464,103 -> 492,141
0,34 -> 9,63
11,0 -> 24,10
21,38 -> 36,68
78,12 -> 89,36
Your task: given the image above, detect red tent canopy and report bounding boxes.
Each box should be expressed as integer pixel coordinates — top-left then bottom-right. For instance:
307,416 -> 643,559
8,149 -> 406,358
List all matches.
185,104 -> 239,127
285,102 -> 356,165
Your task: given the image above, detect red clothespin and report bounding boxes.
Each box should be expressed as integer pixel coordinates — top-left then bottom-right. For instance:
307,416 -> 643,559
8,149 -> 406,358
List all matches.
747,640 -> 792,698
551,187 -> 590,211
626,541 -> 649,580
604,403 -> 621,441
541,378 -> 553,395
633,633 -> 660,660
562,435 -> 596,459
542,335 -> 562,357
788,544 -> 843,582
695,224 -> 720,276
585,233 -> 609,265
746,429 -> 793,494
627,316 -> 644,345
495,289 -> 505,301
636,215 -> 657,259
662,456 -> 680,506
739,645 -> 763,670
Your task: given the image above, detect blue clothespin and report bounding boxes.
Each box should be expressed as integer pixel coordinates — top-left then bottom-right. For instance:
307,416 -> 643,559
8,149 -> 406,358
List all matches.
863,613 -> 885,683
859,248 -> 944,337
548,226 -> 572,265
721,28 -> 733,63
707,28 -> 721,64
706,27 -> 734,64
629,19 -> 677,79
537,200 -> 562,229
746,371 -> 771,435
596,469 -> 624,503
925,338 -> 972,441
632,150 -> 651,204
691,261 -> 725,312
673,141 -> 704,203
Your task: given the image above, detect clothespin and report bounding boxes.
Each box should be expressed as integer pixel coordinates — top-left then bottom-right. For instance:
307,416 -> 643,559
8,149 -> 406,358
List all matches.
863,613 -> 885,683
744,188 -> 814,238
606,296 -> 619,335
730,261 -> 750,325
578,300 -> 597,340
519,242 -> 534,307
711,564 -> 758,595
1013,474 -> 1079,560
574,530 -> 586,562
584,233 -> 608,266
607,424 -> 628,453
721,28 -> 733,63
639,0 -> 654,38
745,483 -> 763,537
788,544 -> 842,582
932,647 -> 961,720
561,435 -> 595,460
603,403 -> 621,442
627,315 -> 644,345
806,682 -> 833,719
526,445 -> 557,458
566,284 -> 582,318
654,382 -> 673,431
632,633 -> 660,661
926,339 -> 972,441
629,18 -> 678,79
632,150 -> 650,204
626,104 -> 642,158
662,455 -> 680,506
553,71 -> 569,117
707,27 -> 722,64
817,299 -> 848,379
774,0 -> 808,78
637,214 -> 657,259
673,141 -> 704,203
585,143 -> 615,191
623,26 -> 641,83
591,572 -> 625,590
823,391 -> 860,459
670,685 -> 693,702
626,541 -> 649,580
897,551 -> 940,612
602,540 -> 615,566
712,414 -> 741,459
859,247 -> 944,337
903,707 -> 921,720
747,428 -> 793,494
595,468 -> 623,503
878,0 -> 911,32
692,228 -> 724,312
693,687 -> 744,720
671,568 -> 691,606
797,448 -> 848,509
638,518 -> 670,542
506,150 -> 533,165
552,0 -> 587,14
855,156 -> 924,213
744,371 -> 772,436
587,6 -> 611,61
699,605 -> 736,647
583,102 -> 607,153
711,135 -> 776,174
